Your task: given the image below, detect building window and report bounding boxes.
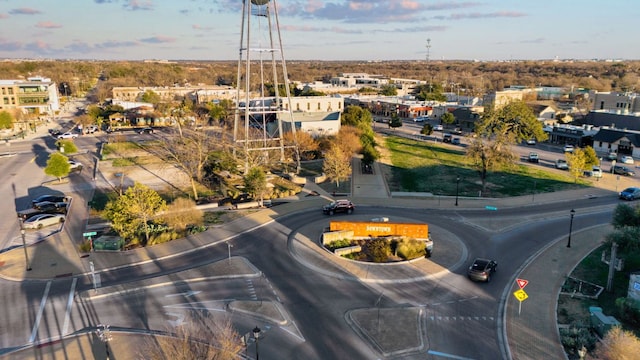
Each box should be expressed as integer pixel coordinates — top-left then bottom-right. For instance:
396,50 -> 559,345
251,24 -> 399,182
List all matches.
317,102 -> 321,110
307,103 -> 310,111
599,101 -> 604,110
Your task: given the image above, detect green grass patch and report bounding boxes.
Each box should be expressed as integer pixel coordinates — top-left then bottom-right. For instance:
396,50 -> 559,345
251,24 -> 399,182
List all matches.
102,141 -> 143,155
384,136 -> 588,198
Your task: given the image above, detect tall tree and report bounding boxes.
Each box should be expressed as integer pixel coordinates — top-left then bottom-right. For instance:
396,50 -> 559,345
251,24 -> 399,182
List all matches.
243,167 -> 269,206
441,112 -> 455,126
342,105 -> 373,128
0,111 -> 13,129
466,134 -> 516,193
44,153 -> 71,182
566,149 -> 587,182
477,100 -> 547,143
323,146 -> 351,188
105,182 -> 166,245
388,113 -> 402,129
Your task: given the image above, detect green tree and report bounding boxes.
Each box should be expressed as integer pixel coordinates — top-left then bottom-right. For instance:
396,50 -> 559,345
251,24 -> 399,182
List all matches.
55,140 -> 78,154
141,90 -> 161,105
379,84 -> 398,96
421,123 -> 433,136
44,153 -> 70,182
104,182 -> 167,245
323,146 -> 351,188
606,204 -> 640,252
388,113 -> 402,129
566,148 -> 587,182
478,100 -> 547,144
0,110 -> 13,129
582,146 -> 599,166
243,167 -> 268,206
466,134 -> 516,193
342,105 -> 373,128
441,112 -> 455,126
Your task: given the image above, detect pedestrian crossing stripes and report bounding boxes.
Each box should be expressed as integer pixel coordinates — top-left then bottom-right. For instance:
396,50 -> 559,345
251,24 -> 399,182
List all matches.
429,315 -> 495,322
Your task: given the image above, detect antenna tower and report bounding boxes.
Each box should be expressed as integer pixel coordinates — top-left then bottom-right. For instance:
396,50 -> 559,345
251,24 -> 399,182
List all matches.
426,38 -> 431,62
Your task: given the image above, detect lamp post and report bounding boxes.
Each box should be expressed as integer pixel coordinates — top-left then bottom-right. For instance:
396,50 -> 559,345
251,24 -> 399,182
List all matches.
253,326 -> 261,360
20,227 -> 32,271
96,324 -> 112,360
567,209 -> 576,248
455,176 -> 460,206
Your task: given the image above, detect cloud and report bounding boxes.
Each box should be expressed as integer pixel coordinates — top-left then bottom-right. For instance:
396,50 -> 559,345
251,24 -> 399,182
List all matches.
139,35 -> 176,44
36,21 -> 62,29
446,11 -> 527,20
24,40 -> 53,53
0,40 -> 22,51
9,8 -> 42,15
123,0 -> 154,11
192,24 -> 214,31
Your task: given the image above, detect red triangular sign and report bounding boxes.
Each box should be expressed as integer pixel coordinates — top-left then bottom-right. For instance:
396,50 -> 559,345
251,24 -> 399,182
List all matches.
516,279 -> 528,289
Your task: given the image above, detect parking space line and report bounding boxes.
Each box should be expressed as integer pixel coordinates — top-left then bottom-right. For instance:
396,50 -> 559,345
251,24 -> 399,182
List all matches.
29,281 -> 51,343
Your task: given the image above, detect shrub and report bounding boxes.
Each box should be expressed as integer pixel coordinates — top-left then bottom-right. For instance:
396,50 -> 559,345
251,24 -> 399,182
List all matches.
326,238 -> 352,251
79,240 -> 92,253
366,238 -> 390,263
148,231 -> 179,245
560,325 -> 597,357
395,238 -> 426,260
615,297 -> 640,328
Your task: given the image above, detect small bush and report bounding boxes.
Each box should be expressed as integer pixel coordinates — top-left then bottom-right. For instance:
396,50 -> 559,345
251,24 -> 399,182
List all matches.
395,238 -> 426,260
615,297 -> 640,328
366,238 -> 391,263
112,157 -> 136,167
559,325 -> 596,358
326,238 -> 352,251
148,231 -> 179,245
79,240 -> 92,253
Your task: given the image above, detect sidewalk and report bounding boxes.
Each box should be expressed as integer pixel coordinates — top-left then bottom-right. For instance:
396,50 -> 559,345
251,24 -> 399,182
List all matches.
0,135 -> 628,359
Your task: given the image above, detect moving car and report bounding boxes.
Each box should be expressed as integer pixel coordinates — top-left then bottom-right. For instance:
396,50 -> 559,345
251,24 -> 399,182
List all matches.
467,258 -> 498,282
57,132 -> 78,139
563,144 -> 575,153
443,133 -> 452,143
620,187 -> 640,201
68,160 -> 83,172
22,213 -> 65,230
528,152 -> 539,163
84,125 -> 99,134
136,127 -> 154,134
526,139 -> 536,145
31,194 -> 68,206
322,199 -> 355,215
451,138 -> 461,145
555,159 -> 568,170
433,124 -> 443,131
613,165 -> 635,176
621,156 -> 635,165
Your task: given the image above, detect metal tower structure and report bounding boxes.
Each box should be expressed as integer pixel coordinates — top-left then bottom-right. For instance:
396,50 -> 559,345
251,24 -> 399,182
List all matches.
425,38 -> 431,62
233,0 -> 296,173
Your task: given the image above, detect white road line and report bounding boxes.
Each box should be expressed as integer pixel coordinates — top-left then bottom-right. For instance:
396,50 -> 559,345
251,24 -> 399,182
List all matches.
62,278 -> 77,335
29,281 -> 51,343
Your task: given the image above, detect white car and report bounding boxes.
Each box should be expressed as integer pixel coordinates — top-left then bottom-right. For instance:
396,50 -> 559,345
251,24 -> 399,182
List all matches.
563,145 -> 575,153
555,159 -> 569,170
592,166 -> 603,178
433,124 -> 444,131
621,156 -> 635,165
57,132 -> 78,139
68,160 -> 83,172
23,213 -> 65,230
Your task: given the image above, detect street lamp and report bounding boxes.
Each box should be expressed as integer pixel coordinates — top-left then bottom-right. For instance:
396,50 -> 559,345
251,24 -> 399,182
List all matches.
20,228 -> 32,271
567,209 -> 576,248
96,324 -> 112,360
455,176 -> 460,206
253,326 -> 261,360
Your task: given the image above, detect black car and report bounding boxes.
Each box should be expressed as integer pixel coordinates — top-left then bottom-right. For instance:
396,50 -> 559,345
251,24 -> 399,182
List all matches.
33,201 -> 69,213
467,258 -> 498,282
322,200 -> 355,215
613,165 -> 635,176
137,127 -> 154,134
31,194 -> 68,206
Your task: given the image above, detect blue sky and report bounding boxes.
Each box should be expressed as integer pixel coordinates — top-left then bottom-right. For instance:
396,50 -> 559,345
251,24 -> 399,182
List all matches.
0,0 -> 638,61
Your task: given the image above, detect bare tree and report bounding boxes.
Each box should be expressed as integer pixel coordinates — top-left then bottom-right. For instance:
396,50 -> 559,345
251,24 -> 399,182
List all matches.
142,313 -> 243,360
592,326 -> 640,359
466,134 -> 516,193
160,197 -> 204,231
323,146 -> 351,188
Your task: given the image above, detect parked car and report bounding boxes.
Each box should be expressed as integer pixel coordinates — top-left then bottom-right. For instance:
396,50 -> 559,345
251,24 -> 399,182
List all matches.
613,165 -> 635,176
620,187 -> 640,201
33,201 -> 69,213
433,124 -> 444,131
555,159 -> 569,170
413,116 -> 427,122
136,127 -> 154,134
322,199 -> 355,215
528,152 -> 539,163
608,152 -> 618,161
592,166 -> 603,178
467,258 -> 498,282
526,139 -> 536,145
451,138 -> 461,145
57,132 -> 78,139
563,144 -> 575,153
443,133 -> 453,143
31,194 -> 68,206
68,160 -> 83,172
49,129 -> 62,137
84,125 -> 99,134
22,213 -> 65,230
17,208 -> 48,221
620,156 -> 635,165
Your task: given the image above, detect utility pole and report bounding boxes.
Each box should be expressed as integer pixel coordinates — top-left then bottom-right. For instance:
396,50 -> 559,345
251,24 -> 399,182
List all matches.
425,38 -> 431,62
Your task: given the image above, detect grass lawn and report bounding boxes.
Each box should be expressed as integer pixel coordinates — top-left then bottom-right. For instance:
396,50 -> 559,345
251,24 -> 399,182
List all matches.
384,136 -> 589,197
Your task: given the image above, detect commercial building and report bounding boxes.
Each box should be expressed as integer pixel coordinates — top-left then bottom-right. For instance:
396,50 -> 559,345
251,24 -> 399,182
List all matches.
0,76 -> 60,116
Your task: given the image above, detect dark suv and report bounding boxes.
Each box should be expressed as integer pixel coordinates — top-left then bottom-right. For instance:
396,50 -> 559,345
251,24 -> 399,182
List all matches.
467,258 -> 498,282
613,165 -> 635,176
322,200 -> 355,215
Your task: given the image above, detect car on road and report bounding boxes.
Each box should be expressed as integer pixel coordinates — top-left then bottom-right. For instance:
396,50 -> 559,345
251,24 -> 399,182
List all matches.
620,187 -> 640,201
563,144 -> 575,153
57,132 -> 78,139
613,165 -> 635,176
68,159 -> 83,172
555,159 -> 569,170
33,201 -> 69,213
413,116 -> 427,122
22,213 -> 65,230
467,258 -> 498,282
136,127 -> 154,134
49,129 -> 62,137
526,139 -> 536,145
84,125 -> 99,134
31,194 -> 68,206
322,199 -> 355,215
433,124 -> 443,131
443,133 -> 452,143
528,152 -> 539,163
621,156 -> 635,165
451,138 -> 461,145
608,152 -> 618,161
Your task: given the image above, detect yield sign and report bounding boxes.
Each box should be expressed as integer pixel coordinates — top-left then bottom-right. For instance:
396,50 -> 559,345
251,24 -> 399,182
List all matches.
516,278 -> 529,289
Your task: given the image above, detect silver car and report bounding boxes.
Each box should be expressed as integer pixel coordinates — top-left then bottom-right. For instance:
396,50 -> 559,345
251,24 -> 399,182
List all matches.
23,213 -> 65,230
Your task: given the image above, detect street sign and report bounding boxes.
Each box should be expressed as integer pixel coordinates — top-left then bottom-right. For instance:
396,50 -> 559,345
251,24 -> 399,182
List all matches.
83,231 -> 97,237
516,278 -> 529,289
513,289 -> 528,302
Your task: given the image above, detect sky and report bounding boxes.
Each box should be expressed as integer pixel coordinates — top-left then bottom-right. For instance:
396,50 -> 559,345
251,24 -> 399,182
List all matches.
0,0 -> 638,61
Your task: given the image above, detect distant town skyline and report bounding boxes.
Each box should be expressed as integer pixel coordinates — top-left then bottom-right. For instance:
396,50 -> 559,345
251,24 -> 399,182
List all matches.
0,0 -> 637,62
